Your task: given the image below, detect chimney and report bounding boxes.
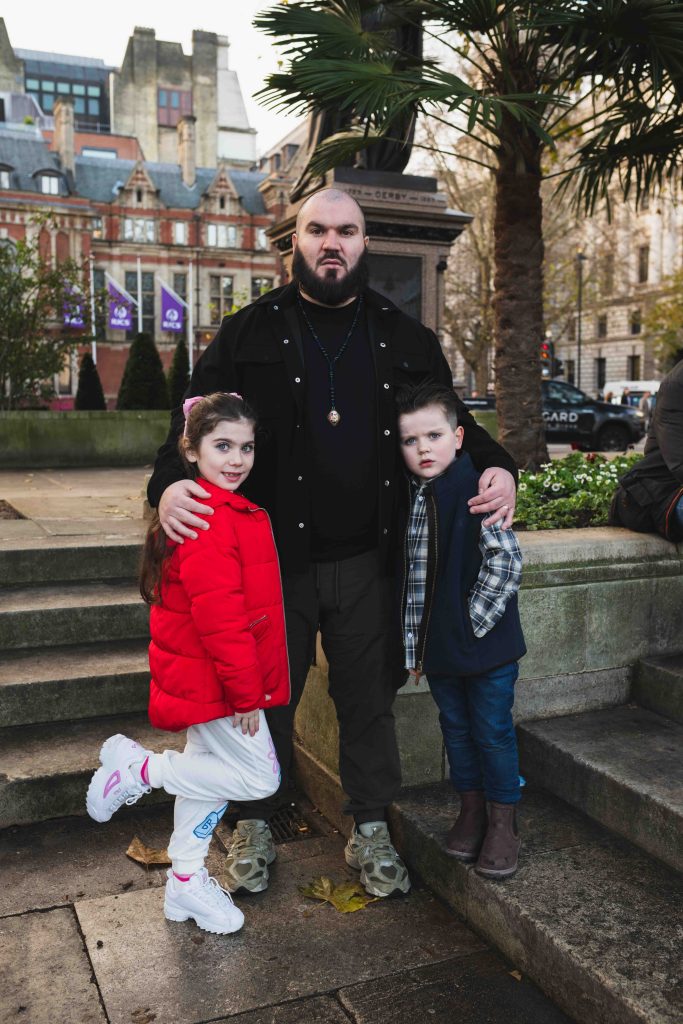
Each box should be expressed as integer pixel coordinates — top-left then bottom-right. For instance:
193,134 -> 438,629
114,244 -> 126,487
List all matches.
177,115 -> 197,188
53,97 -> 75,176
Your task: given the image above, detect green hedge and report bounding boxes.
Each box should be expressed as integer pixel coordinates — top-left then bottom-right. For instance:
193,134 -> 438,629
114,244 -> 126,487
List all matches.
0,411 -> 170,468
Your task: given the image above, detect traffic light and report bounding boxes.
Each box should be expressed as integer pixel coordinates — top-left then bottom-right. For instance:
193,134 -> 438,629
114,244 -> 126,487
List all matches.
552,354 -> 564,377
540,339 -> 552,376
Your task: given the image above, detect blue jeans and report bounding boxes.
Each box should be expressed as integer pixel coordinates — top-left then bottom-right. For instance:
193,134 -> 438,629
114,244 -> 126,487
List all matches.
676,494 -> 683,530
427,662 -> 520,804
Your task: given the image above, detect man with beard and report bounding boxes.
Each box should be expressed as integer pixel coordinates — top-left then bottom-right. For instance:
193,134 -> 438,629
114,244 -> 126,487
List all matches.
147,188 -> 518,898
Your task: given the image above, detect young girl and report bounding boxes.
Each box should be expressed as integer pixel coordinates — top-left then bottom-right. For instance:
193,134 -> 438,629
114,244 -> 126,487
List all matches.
86,392 -> 289,935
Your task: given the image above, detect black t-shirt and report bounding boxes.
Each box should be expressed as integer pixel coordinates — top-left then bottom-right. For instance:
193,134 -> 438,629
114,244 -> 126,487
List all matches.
298,295 -> 378,562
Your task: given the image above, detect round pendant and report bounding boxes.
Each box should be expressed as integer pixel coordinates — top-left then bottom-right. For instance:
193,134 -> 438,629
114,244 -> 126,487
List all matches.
327,409 -> 341,426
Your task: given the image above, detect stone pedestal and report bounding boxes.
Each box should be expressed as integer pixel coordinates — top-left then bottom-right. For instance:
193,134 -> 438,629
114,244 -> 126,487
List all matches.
268,167 -> 472,333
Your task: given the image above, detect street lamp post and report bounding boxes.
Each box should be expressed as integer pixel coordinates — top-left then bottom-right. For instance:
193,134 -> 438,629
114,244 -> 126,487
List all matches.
576,250 -> 588,389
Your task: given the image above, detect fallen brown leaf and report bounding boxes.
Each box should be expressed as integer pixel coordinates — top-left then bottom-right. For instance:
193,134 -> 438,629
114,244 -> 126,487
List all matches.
509,970 -> 522,982
299,875 -> 378,913
126,837 -> 171,867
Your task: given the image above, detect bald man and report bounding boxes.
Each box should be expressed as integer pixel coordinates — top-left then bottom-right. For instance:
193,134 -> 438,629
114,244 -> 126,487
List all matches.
147,188 -> 518,898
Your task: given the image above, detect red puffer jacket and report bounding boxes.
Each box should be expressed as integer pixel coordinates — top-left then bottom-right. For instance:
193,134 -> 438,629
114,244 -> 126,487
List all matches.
148,479 -> 290,732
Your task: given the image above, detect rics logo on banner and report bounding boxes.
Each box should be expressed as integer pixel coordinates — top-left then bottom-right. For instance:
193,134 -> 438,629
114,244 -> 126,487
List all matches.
161,284 -> 184,333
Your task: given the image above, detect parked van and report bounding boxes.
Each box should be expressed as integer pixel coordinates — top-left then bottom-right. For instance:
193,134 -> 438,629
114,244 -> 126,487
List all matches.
603,380 -> 661,407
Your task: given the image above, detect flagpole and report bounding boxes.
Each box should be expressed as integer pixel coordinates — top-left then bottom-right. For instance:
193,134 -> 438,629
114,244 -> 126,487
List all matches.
89,254 -> 97,365
188,260 -> 194,371
136,256 -> 143,333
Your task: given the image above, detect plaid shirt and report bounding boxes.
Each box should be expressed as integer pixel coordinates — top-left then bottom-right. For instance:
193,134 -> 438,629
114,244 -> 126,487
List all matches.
404,478 -> 523,668
403,478 -> 430,671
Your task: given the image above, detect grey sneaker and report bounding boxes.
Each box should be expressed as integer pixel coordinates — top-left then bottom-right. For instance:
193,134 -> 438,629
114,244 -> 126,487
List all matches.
224,819 -> 276,893
344,823 -> 411,897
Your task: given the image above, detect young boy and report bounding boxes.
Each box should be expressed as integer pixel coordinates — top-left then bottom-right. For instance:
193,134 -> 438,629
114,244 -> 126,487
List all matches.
396,383 -> 526,878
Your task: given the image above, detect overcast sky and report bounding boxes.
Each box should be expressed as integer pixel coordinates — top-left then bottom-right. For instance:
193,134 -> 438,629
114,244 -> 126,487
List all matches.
3,2 -> 302,153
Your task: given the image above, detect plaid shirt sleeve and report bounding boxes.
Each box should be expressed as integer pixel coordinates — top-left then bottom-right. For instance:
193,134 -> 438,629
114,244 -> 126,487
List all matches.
468,523 -> 523,638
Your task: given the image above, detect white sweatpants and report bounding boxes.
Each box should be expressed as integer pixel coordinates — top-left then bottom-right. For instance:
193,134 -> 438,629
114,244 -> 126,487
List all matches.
146,716 -> 281,875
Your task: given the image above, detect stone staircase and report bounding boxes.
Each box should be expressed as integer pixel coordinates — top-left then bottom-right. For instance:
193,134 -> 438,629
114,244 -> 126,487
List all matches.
295,652 -> 683,1024
0,538 -> 182,828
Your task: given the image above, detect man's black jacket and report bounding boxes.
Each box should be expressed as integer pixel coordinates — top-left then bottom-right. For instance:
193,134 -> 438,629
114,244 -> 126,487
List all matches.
611,359 -> 683,541
148,282 -> 518,574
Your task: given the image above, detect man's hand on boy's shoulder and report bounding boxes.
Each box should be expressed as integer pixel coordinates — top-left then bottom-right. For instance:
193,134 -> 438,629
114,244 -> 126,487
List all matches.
159,480 -> 213,543
468,467 -> 516,529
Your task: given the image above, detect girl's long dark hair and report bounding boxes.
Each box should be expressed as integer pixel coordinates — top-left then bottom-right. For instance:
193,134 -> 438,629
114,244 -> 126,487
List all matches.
139,392 -> 257,605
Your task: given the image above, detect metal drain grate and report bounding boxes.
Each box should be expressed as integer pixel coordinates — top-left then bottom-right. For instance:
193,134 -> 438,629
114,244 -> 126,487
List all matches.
268,802 -> 319,844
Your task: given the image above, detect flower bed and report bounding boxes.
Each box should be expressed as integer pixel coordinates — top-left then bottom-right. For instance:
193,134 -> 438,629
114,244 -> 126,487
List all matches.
515,452 -> 643,530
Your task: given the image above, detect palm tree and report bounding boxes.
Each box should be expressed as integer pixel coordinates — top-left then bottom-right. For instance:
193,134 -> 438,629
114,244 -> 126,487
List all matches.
255,0 -> 683,467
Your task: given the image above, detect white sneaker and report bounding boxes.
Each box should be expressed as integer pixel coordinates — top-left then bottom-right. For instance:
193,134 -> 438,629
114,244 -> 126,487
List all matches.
164,868 -> 245,935
86,733 -> 152,823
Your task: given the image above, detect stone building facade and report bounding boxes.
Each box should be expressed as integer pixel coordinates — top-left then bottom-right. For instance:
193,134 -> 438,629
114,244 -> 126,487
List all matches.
0,20 -> 277,407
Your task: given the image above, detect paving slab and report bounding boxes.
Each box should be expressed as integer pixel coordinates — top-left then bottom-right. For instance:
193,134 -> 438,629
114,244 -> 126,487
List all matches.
518,704 -> 683,871
75,842 -> 485,1024
0,907 -> 106,1024
337,951 -> 574,1023
207,995 -> 352,1024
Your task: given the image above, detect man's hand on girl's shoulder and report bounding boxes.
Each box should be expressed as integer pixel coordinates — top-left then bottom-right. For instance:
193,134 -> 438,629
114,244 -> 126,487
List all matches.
159,480 -> 213,543
468,467 -> 516,529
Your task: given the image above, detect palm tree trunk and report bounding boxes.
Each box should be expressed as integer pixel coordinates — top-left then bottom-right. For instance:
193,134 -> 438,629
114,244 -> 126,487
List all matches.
493,128 -> 549,469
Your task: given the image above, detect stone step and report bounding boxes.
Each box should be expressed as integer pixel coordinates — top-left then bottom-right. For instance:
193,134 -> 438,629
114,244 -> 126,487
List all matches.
294,746 -> 682,1024
0,580 -> 149,650
0,536 -> 141,587
633,652 -> 683,724
0,640 -> 150,727
517,705 -> 683,873
0,712 -> 184,827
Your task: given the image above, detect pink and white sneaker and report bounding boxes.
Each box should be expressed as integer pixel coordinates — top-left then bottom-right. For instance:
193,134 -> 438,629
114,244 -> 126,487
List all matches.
86,733 -> 152,823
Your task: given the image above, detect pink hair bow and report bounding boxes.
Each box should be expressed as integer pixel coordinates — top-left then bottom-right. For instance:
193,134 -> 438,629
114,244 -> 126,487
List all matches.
182,395 -> 204,435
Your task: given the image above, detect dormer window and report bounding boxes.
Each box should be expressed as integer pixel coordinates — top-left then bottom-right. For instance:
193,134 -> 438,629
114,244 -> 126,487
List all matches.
219,196 -> 225,210
0,167 -> 10,189
40,174 -> 60,195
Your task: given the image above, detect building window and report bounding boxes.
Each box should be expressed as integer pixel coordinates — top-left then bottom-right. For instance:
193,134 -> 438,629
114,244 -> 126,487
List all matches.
92,217 -> 103,239
630,309 -> 642,335
125,270 -> 155,338
601,253 -> 614,295
157,88 -> 192,127
0,169 -> 9,189
123,218 -> 156,243
40,174 -> 60,195
207,223 -> 238,248
173,273 -> 187,301
637,245 -> 649,284
82,147 -> 117,159
566,358 -> 576,386
173,222 -> 187,245
251,277 -> 273,300
209,275 -> 234,325
595,357 -> 606,391
255,228 -> 269,251
627,354 -> 642,380
596,314 -> 607,339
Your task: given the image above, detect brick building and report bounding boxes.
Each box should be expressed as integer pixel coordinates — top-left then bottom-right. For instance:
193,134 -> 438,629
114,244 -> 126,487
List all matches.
0,21 -> 278,407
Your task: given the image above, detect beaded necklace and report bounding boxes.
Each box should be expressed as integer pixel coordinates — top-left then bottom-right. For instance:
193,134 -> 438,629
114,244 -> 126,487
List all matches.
297,293 -> 363,426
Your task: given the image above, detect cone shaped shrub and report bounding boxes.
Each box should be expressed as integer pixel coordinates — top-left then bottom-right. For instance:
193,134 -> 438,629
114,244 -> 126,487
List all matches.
74,352 -> 106,410
167,335 -> 190,409
117,332 -> 169,410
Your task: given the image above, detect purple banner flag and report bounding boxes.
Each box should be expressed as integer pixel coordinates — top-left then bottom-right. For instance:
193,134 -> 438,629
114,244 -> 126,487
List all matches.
63,288 -> 85,329
161,283 -> 185,333
108,280 -> 133,330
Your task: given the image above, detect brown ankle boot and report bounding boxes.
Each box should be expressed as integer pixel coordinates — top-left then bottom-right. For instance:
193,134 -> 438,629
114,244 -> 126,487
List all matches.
475,801 -> 520,879
446,791 -> 488,862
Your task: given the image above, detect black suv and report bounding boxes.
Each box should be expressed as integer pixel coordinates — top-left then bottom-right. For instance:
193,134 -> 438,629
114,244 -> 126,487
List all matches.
462,381 -> 646,451
541,380 -> 646,450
